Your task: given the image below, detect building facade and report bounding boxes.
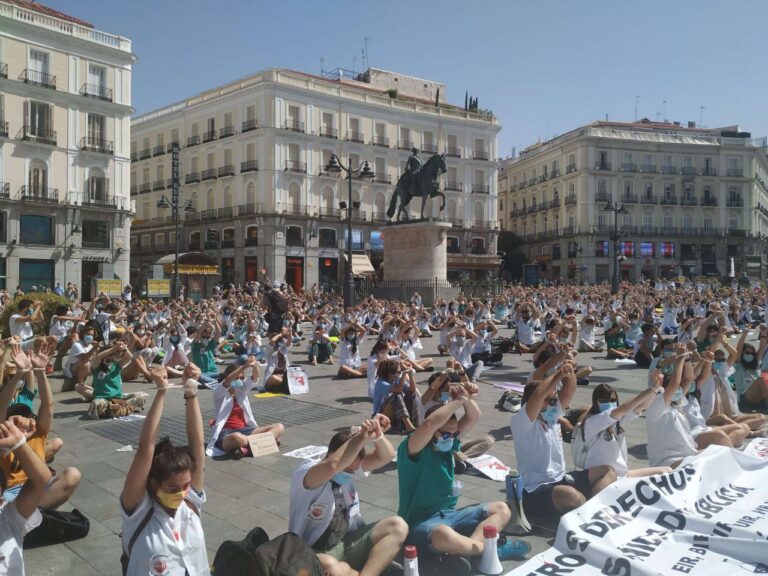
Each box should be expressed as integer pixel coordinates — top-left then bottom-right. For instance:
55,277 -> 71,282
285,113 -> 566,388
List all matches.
129,68 -> 501,298
0,0 -> 134,297
499,119 -> 768,283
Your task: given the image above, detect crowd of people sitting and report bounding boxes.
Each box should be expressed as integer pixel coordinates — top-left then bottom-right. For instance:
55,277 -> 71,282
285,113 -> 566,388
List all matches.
0,277 -> 766,575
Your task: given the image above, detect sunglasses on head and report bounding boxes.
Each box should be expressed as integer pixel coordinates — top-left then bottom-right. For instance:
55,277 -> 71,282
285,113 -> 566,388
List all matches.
436,431 -> 460,440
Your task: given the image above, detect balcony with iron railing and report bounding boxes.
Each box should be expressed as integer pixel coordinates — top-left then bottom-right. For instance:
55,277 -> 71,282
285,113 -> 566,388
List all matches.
640,195 -> 658,205
622,193 -> 639,204
445,146 -> 462,158
474,149 -> 490,161
19,185 -> 58,203
280,203 -> 307,216
219,125 -> 236,139
595,192 -> 612,204
727,197 -> 744,208
218,207 -> 234,219
139,148 -> 151,160
80,194 -> 122,210
199,209 -> 217,221
318,207 -> 341,219
152,144 -> 165,156
0,121 -> 8,138
218,165 -> 235,178
373,174 -> 392,185
284,120 -> 305,133
19,68 -> 56,89
701,167 -> 717,176
242,119 -> 258,133
443,217 -> 463,227
21,126 -> 57,146
372,211 -> 388,223
549,198 -> 561,208
621,163 -> 637,172
239,203 -> 261,217
351,209 -> 367,222
681,166 -> 697,175
727,168 -> 744,177
371,135 -> 389,148
0,62 -> 6,79
398,139 -> 414,151
319,126 -> 338,139
0,182 -> 10,198
346,130 -> 364,143
201,168 -> 217,181
80,83 -> 112,101
701,197 -> 718,207
680,196 -> 697,206
138,183 -> 151,194
595,161 -> 611,171
185,172 -> 200,184
285,160 -> 307,174
220,238 -> 235,249
202,131 -> 216,143
538,174 -> 548,183
187,134 -> 200,147
444,181 -> 463,192
79,136 -> 113,154
528,178 -> 536,186
152,179 -> 166,191
241,160 -> 258,173
526,205 -> 536,214
166,141 -> 180,152
510,208 -> 523,217
566,163 -> 577,173
422,142 -> 438,154
473,184 -> 490,194
640,164 -> 656,173
661,165 -> 677,174
565,194 -> 577,205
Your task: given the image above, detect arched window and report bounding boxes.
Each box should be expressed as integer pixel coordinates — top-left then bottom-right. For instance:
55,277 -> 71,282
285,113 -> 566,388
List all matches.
205,228 -> 219,249
222,227 -> 235,248
245,225 -> 258,246
471,237 -> 486,254
319,227 -> 336,249
446,236 -> 460,254
286,225 -> 303,246
189,230 -> 201,250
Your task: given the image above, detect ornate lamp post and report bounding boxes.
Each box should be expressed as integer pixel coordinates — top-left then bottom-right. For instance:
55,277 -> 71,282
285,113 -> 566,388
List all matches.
604,201 -> 628,293
157,194 -> 196,299
323,154 -> 375,308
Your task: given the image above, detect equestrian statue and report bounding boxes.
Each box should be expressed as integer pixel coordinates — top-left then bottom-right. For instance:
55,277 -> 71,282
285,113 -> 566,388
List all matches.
386,148 -> 447,222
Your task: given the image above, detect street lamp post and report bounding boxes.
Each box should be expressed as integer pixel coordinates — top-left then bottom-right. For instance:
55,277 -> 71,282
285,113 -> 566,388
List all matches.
157,195 -> 196,299
323,154 -> 375,309
604,201 -> 628,293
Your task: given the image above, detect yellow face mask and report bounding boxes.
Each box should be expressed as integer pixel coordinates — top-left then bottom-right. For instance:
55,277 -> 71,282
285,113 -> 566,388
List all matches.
155,488 -> 188,510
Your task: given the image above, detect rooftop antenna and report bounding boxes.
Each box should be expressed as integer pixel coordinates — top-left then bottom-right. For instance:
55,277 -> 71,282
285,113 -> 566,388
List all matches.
634,94 -> 639,121
605,113 -> 609,121
656,111 -> 661,122
662,99 -> 667,122
352,56 -> 357,74
699,105 -> 706,127
364,36 -> 370,69
320,57 -> 325,75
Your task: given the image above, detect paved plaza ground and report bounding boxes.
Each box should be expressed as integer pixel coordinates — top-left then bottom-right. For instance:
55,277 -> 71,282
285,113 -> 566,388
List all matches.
26,325 -> 667,575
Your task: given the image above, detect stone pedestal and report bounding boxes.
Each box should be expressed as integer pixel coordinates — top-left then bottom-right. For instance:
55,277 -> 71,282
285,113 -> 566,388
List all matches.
382,220 -> 451,281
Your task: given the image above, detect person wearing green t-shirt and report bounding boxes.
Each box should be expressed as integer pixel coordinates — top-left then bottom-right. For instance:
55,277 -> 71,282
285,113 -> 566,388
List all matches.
397,386 -> 530,572
191,321 -> 220,387
90,341 -> 132,401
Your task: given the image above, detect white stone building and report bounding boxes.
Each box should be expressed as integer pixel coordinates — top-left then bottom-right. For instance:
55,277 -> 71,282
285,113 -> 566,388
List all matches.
129,67 -> 501,297
499,119 -> 768,283
0,0 -> 134,297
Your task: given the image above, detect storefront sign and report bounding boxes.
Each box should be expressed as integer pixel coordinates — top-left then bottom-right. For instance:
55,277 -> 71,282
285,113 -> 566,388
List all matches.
95,279 -> 122,296
164,264 -> 218,275
146,279 -> 171,298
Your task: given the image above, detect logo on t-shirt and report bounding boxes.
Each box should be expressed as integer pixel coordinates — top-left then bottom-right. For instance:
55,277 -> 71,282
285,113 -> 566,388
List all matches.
308,504 -> 327,521
149,555 -> 169,575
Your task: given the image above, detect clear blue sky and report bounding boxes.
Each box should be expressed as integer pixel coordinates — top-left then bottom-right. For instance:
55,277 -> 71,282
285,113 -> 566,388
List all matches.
46,0 -> 768,157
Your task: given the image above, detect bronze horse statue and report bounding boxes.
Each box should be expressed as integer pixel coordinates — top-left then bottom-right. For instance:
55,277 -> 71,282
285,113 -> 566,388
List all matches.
386,153 -> 447,222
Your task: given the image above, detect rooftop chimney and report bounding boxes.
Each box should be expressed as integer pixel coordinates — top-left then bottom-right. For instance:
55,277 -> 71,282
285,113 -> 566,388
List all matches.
688,121 -> 696,128
673,121 -> 681,126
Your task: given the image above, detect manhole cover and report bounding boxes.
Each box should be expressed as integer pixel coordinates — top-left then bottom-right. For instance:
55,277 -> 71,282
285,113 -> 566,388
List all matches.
85,397 -> 356,445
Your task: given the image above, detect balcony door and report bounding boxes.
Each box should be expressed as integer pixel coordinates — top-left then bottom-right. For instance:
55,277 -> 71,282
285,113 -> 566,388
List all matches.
29,161 -> 47,195
88,64 -> 105,91
29,49 -> 49,76
87,114 -> 104,143
27,101 -> 51,137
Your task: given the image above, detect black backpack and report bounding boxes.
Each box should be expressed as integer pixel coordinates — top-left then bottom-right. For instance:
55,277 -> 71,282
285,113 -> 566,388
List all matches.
24,508 -> 90,549
212,527 -> 325,576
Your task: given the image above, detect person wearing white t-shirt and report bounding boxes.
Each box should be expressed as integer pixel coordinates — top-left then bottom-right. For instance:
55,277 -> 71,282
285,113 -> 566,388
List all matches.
289,417 -> 407,576
0,418 -> 51,576
514,304 -> 542,352
447,326 -> 483,382
509,365 -> 616,524
9,299 -> 42,351
337,322 -> 367,378
120,368 -> 209,576
581,383 -> 671,478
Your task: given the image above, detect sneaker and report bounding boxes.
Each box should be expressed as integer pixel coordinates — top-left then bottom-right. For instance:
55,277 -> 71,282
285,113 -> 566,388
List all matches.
497,536 -> 532,560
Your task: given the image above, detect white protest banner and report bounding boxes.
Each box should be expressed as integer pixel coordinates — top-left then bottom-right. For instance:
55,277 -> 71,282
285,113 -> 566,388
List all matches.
283,446 -> 328,460
742,437 -> 768,461
467,454 -> 511,482
287,366 -> 309,395
505,445 -> 768,576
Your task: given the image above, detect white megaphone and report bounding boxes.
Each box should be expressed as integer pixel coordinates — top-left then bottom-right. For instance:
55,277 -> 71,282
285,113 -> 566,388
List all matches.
478,525 -> 504,575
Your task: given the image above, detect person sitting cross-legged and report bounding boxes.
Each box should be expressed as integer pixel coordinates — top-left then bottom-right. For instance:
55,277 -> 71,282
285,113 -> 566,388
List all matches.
510,364 -> 616,526
289,415 -> 408,576
398,386 -> 530,574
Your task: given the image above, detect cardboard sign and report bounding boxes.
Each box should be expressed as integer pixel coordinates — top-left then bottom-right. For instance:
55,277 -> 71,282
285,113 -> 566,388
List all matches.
287,366 -> 309,395
284,445 -> 328,460
466,454 -> 511,482
247,432 -> 280,458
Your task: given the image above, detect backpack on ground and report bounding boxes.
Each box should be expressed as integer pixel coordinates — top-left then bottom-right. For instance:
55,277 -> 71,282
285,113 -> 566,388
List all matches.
24,508 -> 90,549
212,527 -> 325,576
495,391 -> 521,413
570,421 -> 596,469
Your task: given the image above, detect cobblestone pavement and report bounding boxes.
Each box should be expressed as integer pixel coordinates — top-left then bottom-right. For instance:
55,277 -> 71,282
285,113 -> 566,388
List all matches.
26,326 -> 658,575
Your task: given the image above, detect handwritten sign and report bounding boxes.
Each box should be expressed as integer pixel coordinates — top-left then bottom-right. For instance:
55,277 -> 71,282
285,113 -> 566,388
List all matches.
283,445 -> 328,461
287,366 -> 309,395
466,454 -> 511,482
247,432 -> 280,458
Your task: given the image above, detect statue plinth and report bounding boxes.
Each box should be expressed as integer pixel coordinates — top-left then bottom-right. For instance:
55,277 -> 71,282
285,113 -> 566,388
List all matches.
381,220 -> 452,282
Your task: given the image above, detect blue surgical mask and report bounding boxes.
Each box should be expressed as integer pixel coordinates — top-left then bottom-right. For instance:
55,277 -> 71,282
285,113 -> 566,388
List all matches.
230,379 -> 243,389
713,361 -> 725,372
433,437 -> 455,452
440,392 -> 451,403
26,309 -> 33,316
83,335 -> 94,344
170,335 -> 180,345
743,354 -> 755,363
541,405 -> 559,425
332,471 -> 355,486
598,402 -> 617,413
672,388 -> 684,403
455,336 -> 466,346
688,382 -> 697,394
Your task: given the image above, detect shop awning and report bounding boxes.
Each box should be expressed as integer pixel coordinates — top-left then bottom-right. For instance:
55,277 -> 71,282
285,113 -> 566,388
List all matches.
344,253 -> 375,276
155,252 -> 219,275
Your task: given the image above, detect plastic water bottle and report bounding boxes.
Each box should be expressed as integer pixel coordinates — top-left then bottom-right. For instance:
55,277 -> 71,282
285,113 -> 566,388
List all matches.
403,545 -> 419,576
479,525 -> 503,575
505,469 -> 532,535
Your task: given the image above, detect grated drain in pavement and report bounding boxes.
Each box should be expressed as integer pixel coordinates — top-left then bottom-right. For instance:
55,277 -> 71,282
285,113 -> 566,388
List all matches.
84,397 -> 356,445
